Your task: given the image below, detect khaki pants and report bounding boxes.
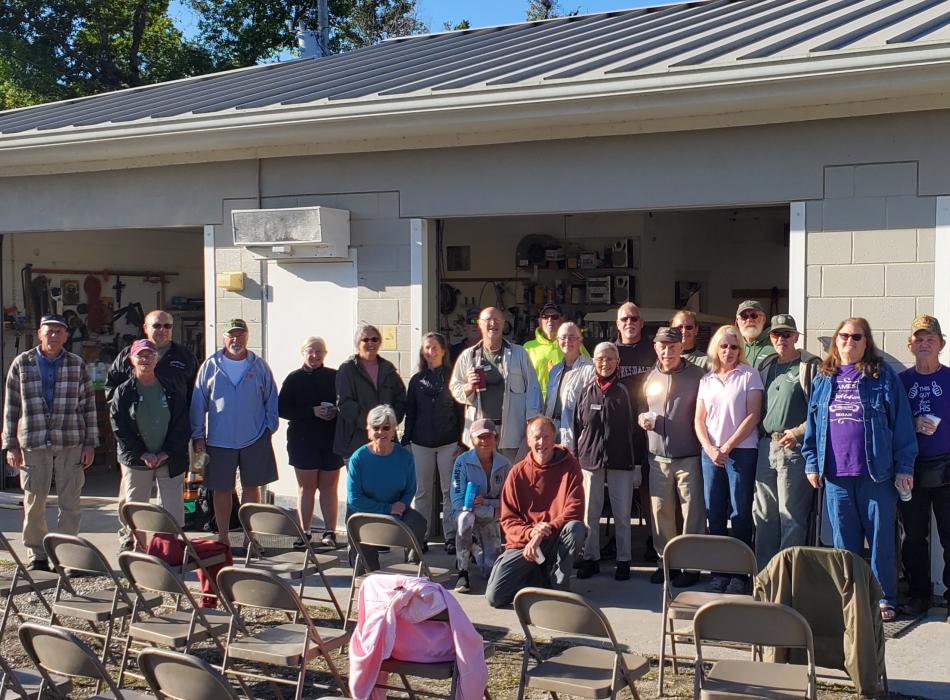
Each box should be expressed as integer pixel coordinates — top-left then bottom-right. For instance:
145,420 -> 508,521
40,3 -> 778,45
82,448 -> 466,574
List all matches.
649,454 -> 706,557
582,468 -> 633,563
20,446 -> 85,562
118,464 -> 185,547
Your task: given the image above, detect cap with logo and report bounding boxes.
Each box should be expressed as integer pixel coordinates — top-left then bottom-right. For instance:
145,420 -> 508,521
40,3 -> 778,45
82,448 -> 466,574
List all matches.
130,339 -> 158,356
225,319 -> 249,333
910,314 -> 943,336
736,300 -> 764,315
539,302 -> 562,318
769,314 -> 798,333
654,326 -> 682,343
39,314 -> 68,328
470,418 -> 497,437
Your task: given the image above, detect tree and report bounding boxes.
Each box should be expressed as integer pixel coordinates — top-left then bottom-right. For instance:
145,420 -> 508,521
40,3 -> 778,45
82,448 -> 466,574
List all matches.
526,0 -> 578,21
443,19 -> 471,32
0,1 -> 215,104
189,0 -> 427,68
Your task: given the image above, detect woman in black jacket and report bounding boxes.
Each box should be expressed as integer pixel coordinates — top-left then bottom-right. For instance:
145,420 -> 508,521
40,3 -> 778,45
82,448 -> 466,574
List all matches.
278,336 -> 342,547
334,324 -> 408,459
404,333 -> 464,552
111,339 -> 191,543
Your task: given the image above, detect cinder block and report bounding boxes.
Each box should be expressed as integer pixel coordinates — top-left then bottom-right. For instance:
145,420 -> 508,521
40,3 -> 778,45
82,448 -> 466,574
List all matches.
917,297 -> 934,316
806,297 -> 851,329
398,298 -> 411,325
351,219 -> 410,247
805,201 -> 823,232
917,228 -> 935,262
853,162 -> 917,197
851,229 -> 917,263
215,298 -> 244,321
240,299 -> 262,324
824,166 -> 854,199
215,248 -> 243,271
823,197 -> 886,231
396,324 -> 411,352
358,298 -> 400,326
357,244 -> 410,273
821,265 -> 884,297
807,231 -> 851,264
806,266 -> 821,296
885,263 -> 934,296
882,330 -> 915,366
358,272 -> 409,299
851,297 -> 917,331
886,196 -> 936,229
358,283 -> 379,300
804,330 -> 834,358
336,193 -> 380,221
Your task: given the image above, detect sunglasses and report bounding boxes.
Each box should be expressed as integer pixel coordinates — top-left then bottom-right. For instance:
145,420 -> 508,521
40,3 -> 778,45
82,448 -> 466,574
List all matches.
150,323 -> 173,330
361,337 -> 381,344
619,315 -> 641,323
673,324 -> 696,331
770,330 -> 794,339
540,314 -> 561,321
719,343 -> 740,350
838,332 -> 864,342
739,311 -> 762,320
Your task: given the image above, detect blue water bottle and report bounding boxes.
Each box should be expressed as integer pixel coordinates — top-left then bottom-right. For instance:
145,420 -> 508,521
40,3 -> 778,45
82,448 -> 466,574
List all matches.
463,482 -> 479,511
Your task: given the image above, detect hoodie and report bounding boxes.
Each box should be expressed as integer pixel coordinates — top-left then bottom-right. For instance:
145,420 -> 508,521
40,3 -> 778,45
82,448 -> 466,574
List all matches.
524,327 -> 590,399
499,446 -> 584,550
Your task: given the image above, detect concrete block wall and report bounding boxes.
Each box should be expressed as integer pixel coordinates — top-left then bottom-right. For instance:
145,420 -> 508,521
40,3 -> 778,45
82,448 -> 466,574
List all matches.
805,163 -> 935,367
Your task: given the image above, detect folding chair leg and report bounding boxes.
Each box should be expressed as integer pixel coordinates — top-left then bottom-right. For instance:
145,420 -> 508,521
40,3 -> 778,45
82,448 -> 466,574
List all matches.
294,664 -> 306,700
323,653 -> 350,698
669,619 -> 679,675
116,636 -> 134,688
318,569 -> 345,623
398,673 -> 418,700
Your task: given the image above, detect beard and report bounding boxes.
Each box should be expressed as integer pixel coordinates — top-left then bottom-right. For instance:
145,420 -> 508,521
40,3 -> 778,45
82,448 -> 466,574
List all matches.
739,322 -> 764,341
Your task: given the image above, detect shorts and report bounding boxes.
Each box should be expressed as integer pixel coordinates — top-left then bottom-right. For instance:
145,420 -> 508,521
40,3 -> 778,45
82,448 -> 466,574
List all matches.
289,446 -> 343,471
205,431 -> 278,491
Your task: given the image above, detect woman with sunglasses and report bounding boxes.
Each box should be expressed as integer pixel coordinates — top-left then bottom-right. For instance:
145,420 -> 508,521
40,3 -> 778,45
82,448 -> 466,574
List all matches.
334,324 -> 407,461
802,317 -> 916,620
346,404 -> 427,570
694,325 -> 764,594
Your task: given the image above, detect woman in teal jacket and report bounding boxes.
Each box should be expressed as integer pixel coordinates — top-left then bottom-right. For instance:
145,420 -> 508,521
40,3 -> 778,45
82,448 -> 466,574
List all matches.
802,317 -> 917,619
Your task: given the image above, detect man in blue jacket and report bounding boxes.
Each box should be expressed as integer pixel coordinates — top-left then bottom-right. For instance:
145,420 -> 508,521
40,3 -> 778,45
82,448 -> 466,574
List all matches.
191,319 -> 279,543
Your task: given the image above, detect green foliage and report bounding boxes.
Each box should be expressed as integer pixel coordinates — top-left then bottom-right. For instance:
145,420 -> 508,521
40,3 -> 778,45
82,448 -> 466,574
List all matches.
526,0 -> 579,21
442,18 -> 471,32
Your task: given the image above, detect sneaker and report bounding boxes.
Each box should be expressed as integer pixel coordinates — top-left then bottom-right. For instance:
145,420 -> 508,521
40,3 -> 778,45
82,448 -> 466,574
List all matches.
615,561 -> 631,581
444,540 -> 456,556
649,567 -> 665,584
708,575 -> 729,594
27,559 -> 50,572
672,571 -> 701,588
293,532 -> 313,549
321,531 -> 337,548
577,560 -> 600,579
726,576 -> 749,595
899,597 -> 930,616
454,570 -> 471,593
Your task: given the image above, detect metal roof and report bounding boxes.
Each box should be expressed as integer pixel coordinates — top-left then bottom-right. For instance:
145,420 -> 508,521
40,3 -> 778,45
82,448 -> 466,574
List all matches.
2,0 -> 950,136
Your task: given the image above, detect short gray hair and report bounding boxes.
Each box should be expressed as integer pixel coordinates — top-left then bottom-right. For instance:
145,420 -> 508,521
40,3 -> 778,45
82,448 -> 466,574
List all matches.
593,342 -> 619,357
366,404 -> 397,429
557,322 -> 582,339
300,336 -> 326,354
354,323 -> 382,348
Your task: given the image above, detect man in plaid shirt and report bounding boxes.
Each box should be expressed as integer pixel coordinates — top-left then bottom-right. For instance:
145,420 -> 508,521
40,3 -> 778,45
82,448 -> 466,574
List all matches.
3,314 -> 98,569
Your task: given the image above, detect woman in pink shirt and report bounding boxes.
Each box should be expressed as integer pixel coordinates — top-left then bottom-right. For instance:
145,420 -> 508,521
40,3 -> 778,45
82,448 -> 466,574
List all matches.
695,325 -> 763,594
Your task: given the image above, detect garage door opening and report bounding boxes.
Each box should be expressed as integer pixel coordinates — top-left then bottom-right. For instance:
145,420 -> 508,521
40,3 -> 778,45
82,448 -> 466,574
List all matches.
436,206 -> 791,352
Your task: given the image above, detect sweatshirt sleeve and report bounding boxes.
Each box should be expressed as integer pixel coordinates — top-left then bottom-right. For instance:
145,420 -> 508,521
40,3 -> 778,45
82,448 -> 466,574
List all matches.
449,454 -> 467,513
190,363 -> 210,440
499,468 -> 533,547
548,462 -> 585,532
277,372 -> 313,422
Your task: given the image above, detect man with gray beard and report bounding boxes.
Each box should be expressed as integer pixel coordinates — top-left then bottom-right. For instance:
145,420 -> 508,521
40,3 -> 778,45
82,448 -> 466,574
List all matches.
735,300 -> 776,369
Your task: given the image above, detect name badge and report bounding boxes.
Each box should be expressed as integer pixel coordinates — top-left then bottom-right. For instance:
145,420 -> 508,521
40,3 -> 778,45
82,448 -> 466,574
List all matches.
591,404 -> 603,411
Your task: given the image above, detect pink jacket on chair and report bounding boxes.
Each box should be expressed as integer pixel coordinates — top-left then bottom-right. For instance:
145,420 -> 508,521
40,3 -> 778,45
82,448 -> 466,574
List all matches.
348,574 -> 488,700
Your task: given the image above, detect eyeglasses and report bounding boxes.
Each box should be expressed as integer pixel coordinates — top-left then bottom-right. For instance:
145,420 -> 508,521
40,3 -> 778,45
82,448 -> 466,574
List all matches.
837,332 -> 864,342
673,324 -> 696,331
619,315 -> 641,323
361,337 -> 381,344
719,343 -> 740,350
770,330 -> 794,339
540,314 -> 561,321
739,311 -> 762,320
150,323 -> 173,330
593,356 -> 617,363
370,424 -> 393,432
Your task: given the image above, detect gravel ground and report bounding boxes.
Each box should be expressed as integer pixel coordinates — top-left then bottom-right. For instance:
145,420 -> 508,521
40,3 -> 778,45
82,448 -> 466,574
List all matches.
1,562 -> 910,698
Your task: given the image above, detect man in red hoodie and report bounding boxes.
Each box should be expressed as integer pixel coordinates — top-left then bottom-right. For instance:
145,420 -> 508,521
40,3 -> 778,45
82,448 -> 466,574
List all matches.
485,415 -> 586,608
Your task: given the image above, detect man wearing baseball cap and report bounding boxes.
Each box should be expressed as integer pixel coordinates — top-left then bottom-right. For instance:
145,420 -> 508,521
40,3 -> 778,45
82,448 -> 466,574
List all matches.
191,319 -> 279,544
735,300 -> 776,369
524,303 -> 589,398
111,339 -> 192,543
898,314 -> 950,618
2,314 -> 98,570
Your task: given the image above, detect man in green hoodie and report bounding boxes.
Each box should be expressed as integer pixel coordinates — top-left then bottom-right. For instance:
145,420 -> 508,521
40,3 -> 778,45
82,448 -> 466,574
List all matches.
524,303 -> 589,399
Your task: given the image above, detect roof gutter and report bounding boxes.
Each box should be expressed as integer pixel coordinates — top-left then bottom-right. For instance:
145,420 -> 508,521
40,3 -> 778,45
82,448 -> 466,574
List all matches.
3,45 -> 950,175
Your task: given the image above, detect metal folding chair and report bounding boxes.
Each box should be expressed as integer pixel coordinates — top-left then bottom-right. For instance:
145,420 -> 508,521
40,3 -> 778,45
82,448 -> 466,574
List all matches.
344,513 -> 451,624
0,651 -> 71,700
18,622 -> 154,699
693,599 -> 817,699
217,565 -> 351,700
138,648 -> 241,700
657,534 -> 757,696
238,503 -> 344,622
514,587 -> 648,700
0,532 -> 57,639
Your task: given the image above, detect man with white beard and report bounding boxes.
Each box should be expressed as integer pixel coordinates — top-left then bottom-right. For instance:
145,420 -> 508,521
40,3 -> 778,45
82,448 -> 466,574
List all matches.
735,300 -> 776,369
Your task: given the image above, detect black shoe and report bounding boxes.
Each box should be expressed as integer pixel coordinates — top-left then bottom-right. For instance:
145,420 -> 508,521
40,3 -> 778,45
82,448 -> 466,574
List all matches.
672,571 -> 701,588
615,561 -> 631,581
726,576 -> 749,595
708,575 -> 729,594
899,597 -> 930,616
293,532 -> 313,549
643,537 -> 659,563
444,540 -> 456,555
577,560 -> 600,579
321,531 -> 337,548
454,570 -> 471,593
117,541 -> 133,553
27,559 -> 50,572
407,548 -> 421,564
649,567 -> 665,584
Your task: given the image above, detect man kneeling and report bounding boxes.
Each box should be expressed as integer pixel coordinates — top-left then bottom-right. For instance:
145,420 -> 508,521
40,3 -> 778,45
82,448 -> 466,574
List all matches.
486,415 -> 586,608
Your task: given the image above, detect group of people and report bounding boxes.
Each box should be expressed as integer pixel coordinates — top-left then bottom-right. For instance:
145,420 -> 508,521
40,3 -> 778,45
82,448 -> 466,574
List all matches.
2,298 -> 949,622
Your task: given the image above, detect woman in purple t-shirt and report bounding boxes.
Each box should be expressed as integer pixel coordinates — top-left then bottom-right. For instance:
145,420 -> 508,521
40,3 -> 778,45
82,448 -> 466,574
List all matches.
802,317 -> 917,620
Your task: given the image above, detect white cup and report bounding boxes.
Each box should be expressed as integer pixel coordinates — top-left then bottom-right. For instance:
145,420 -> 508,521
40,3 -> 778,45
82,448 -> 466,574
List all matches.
640,411 -> 657,430
925,413 -> 942,428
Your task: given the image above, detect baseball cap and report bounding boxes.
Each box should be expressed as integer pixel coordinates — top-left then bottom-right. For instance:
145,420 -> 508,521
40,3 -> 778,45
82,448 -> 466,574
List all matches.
911,314 -> 943,336
470,419 -> 497,437
39,314 -> 68,328
539,302 -> 562,318
130,339 -> 158,356
770,314 -> 799,333
654,326 -> 682,343
224,319 -> 248,333
736,300 -> 764,315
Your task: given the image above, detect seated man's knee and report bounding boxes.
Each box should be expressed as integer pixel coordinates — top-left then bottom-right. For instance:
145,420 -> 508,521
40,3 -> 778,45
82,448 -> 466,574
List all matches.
562,520 -> 587,549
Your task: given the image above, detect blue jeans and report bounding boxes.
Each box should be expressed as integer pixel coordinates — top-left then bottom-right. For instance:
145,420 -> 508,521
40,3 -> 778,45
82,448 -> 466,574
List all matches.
702,448 -> 758,549
824,474 -> 898,606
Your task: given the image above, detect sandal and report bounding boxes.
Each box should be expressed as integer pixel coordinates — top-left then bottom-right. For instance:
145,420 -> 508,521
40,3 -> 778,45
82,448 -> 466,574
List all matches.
880,604 -> 897,622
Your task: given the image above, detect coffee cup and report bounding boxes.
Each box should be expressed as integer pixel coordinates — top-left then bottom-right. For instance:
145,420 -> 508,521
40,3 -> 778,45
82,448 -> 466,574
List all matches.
473,365 -> 488,392
640,411 -> 657,430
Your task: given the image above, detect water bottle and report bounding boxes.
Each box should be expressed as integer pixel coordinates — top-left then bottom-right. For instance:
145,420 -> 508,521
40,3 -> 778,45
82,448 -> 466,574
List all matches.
463,482 -> 479,511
